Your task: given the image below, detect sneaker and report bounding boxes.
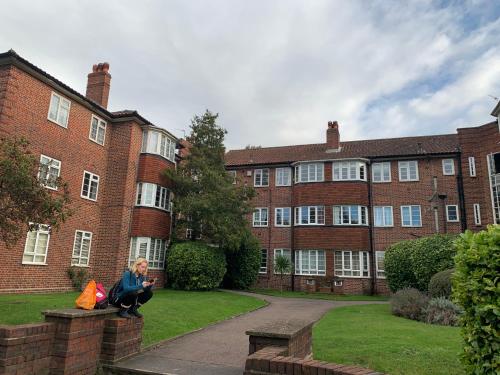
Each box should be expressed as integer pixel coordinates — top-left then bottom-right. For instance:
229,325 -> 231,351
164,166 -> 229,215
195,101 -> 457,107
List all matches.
118,308 -> 132,319
129,306 -> 143,318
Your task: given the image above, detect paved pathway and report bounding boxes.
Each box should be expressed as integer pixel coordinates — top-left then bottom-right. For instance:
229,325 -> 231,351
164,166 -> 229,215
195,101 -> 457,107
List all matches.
114,291 -> 384,375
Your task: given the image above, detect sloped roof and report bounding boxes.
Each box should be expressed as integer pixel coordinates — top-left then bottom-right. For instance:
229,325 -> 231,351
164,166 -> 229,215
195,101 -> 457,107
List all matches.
225,134 -> 459,167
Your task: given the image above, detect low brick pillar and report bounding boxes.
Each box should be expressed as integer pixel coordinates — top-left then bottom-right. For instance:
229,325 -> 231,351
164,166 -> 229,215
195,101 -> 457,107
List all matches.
43,307 -> 119,375
246,320 -> 313,358
100,317 -> 143,364
0,322 -> 54,375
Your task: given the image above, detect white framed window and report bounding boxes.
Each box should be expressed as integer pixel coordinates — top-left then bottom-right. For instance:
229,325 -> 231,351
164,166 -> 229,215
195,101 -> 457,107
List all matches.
372,162 -> 391,183
89,115 -> 106,145
446,205 -> 459,222
294,163 -> 324,183
38,155 -> 61,190
333,205 -> 368,225
473,204 -> 481,225
294,206 -> 325,225
334,250 -> 370,277
253,208 -> 269,227
254,169 -> 269,187
259,249 -> 268,273
81,171 -> 99,201
22,224 -> 50,265
274,249 -> 292,274
141,130 -> 176,162
401,205 -> 422,227
373,206 -> 393,227
186,228 -> 202,240
71,231 -> 92,266
48,92 -> 70,128
442,159 -> 455,175
136,183 -> 170,211
275,207 -> 291,227
276,168 -> 292,186
228,170 -> 237,184
398,161 -> 419,181
129,237 -> 167,269
295,250 -> 326,275
376,251 -> 385,278
468,157 -> 476,177
332,161 -> 366,181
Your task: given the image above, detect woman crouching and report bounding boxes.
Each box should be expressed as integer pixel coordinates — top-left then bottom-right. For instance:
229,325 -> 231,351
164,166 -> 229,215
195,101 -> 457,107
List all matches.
114,257 -> 154,318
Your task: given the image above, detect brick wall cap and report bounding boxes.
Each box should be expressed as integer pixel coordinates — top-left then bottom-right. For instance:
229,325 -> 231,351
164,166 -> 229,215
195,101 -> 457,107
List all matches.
246,319 -> 313,339
43,307 -> 118,318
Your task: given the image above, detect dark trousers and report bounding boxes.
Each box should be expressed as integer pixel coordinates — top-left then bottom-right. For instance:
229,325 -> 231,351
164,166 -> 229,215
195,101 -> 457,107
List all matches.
117,288 -> 153,308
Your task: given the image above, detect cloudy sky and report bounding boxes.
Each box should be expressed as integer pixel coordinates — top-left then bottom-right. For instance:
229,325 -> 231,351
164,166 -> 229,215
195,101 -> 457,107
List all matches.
1,0 -> 499,149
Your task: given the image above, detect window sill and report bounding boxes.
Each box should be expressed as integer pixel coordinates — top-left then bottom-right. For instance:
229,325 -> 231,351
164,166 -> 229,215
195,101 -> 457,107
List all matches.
89,138 -> 105,147
254,185 -> 270,188
333,275 -> 371,279
80,195 -> 98,202
22,262 -> 48,266
70,264 -> 90,268
47,117 -> 68,129
275,225 -> 291,227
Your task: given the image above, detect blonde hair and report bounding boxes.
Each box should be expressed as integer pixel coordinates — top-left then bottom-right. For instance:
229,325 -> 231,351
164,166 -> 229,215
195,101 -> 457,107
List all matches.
130,257 -> 148,276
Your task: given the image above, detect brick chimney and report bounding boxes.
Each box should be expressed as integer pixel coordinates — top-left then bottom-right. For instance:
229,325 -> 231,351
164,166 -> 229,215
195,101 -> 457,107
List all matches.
86,63 -> 111,108
326,121 -> 340,149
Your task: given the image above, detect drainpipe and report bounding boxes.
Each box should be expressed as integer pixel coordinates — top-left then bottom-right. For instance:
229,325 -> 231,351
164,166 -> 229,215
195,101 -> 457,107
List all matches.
367,162 -> 376,295
291,169 -> 295,292
456,154 -> 467,232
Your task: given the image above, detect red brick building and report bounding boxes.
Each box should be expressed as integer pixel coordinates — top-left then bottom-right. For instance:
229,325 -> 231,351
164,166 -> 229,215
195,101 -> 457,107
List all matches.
226,113 -> 500,294
0,50 -> 177,293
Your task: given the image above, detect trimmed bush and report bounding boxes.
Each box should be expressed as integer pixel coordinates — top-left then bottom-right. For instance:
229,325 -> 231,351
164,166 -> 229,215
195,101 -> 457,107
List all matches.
167,241 -> 226,290
223,230 -> 260,290
390,288 -> 429,321
424,297 -> 461,326
453,226 -> 500,374
384,240 -> 419,292
428,268 -> 454,298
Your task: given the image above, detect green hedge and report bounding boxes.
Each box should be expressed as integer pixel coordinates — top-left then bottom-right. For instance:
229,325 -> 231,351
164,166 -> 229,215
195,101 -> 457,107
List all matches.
428,268 -> 454,298
167,241 -> 226,290
223,230 -> 260,289
384,239 -> 419,292
453,226 -> 500,374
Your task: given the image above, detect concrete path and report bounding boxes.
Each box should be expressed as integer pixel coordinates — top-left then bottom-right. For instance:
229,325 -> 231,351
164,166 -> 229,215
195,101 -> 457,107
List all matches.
113,291 -> 384,375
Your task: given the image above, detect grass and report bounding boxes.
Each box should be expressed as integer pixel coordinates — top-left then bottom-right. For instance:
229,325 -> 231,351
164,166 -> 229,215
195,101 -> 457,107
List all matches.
249,288 -> 389,301
313,304 -> 463,375
0,289 -> 266,347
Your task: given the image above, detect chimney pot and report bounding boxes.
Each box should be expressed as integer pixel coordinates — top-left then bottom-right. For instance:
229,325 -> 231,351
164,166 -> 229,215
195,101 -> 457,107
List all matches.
86,62 -> 112,108
326,120 -> 340,149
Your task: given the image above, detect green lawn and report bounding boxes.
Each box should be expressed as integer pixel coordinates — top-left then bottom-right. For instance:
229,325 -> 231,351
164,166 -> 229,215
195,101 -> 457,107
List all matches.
250,288 -> 389,301
313,304 -> 463,375
0,289 -> 266,347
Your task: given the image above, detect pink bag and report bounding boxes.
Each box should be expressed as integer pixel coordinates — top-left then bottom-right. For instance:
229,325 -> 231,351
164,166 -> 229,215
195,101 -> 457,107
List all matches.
94,282 -> 109,309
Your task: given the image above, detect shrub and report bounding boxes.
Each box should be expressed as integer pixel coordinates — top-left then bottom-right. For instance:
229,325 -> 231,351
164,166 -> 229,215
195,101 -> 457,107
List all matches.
390,288 -> 429,321
423,297 -> 461,326
223,230 -> 260,290
67,266 -> 89,290
385,240 -> 419,292
428,268 -> 454,298
410,234 -> 457,291
167,241 -> 226,290
453,226 -> 500,374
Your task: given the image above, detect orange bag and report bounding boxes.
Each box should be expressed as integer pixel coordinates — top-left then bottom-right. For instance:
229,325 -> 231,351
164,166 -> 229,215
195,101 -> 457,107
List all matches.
75,280 -> 97,310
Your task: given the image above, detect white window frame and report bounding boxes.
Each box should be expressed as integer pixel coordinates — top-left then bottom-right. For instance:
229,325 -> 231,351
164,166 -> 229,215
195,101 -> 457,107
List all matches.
129,237 -> 167,269
294,163 -> 324,183
141,130 -> 176,162
71,230 -> 92,267
294,206 -> 325,225
273,249 -> 292,274
398,161 -> 419,182
38,155 -> 61,190
254,169 -> 269,187
372,162 -> 391,183
295,250 -> 326,276
276,167 -> 292,186
401,205 -> 422,227
473,203 -> 481,225
259,249 -> 268,274
442,159 -> 455,176
446,205 -> 459,222
89,115 -> 107,146
275,207 -> 291,227
332,161 -> 367,181
136,183 -> 170,211
469,157 -> 476,177
334,250 -> 370,278
47,92 -> 71,128
253,208 -> 269,227
373,206 -> 394,227
81,171 -> 100,201
22,224 -> 50,265
333,205 -> 368,225
376,251 -> 385,279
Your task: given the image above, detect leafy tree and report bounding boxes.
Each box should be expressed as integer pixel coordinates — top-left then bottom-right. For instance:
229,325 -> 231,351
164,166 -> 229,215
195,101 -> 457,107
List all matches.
274,254 -> 292,292
165,110 -> 255,249
0,137 -> 71,244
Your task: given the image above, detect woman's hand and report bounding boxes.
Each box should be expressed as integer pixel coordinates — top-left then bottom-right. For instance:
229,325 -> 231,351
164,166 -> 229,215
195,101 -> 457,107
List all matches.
142,281 -> 151,288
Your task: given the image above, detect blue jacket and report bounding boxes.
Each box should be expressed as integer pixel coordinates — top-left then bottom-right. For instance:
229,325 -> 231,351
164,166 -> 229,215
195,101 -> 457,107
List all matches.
116,271 -> 149,300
